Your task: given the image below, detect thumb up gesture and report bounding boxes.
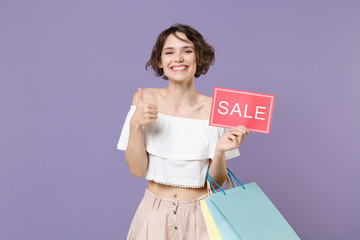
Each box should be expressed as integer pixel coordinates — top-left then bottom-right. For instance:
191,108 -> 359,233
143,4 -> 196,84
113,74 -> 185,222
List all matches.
131,88 -> 159,127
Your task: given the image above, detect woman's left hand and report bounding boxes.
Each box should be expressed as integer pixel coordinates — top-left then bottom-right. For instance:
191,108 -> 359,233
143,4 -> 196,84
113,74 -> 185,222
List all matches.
216,125 -> 250,152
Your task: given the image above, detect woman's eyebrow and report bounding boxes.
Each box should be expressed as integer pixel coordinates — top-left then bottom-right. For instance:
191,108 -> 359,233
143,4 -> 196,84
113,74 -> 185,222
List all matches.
163,46 -> 194,51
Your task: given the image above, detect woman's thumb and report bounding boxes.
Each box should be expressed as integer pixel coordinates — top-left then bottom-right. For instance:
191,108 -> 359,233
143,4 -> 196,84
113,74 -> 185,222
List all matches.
137,88 -> 144,103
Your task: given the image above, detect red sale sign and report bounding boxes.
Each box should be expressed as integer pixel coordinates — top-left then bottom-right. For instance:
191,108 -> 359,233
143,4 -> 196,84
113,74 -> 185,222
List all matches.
209,87 -> 275,134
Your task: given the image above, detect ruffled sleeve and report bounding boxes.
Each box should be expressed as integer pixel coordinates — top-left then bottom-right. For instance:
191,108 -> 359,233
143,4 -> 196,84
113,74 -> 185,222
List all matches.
117,105 -> 137,150
117,105 -> 240,161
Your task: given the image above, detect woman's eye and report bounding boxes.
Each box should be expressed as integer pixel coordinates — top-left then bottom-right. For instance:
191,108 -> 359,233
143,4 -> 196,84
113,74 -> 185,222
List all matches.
185,50 -> 192,53
165,52 -> 172,55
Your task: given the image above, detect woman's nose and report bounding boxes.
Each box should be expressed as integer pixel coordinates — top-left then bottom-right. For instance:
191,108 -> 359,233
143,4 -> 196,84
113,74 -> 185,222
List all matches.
174,52 -> 184,62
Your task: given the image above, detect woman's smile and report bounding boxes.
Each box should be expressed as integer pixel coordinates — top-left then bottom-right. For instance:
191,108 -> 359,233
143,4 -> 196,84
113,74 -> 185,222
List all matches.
170,65 -> 189,72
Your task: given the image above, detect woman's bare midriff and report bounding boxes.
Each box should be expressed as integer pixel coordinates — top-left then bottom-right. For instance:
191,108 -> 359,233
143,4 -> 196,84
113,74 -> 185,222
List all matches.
147,181 -> 208,200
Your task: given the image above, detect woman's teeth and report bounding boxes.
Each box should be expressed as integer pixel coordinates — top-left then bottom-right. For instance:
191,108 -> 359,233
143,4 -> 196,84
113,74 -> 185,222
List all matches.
172,66 -> 187,71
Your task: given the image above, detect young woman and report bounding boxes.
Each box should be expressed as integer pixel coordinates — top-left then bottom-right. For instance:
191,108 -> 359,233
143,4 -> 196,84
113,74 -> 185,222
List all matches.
117,24 -> 250,240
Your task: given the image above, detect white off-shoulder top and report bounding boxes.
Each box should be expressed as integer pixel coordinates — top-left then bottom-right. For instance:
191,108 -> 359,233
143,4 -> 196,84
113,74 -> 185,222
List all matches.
117,105 -> 240,188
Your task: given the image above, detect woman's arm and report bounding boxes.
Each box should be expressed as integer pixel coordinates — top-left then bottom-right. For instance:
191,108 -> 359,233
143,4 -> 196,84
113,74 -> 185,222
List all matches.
208,149 -> 227,188
125,88 -> 158,177
125,120 -> 148,178
208,126 -> 250,188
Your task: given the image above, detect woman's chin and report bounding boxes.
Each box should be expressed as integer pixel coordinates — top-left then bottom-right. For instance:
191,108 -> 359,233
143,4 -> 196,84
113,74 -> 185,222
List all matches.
166,73 -> 196,82
168,77 -> 193,83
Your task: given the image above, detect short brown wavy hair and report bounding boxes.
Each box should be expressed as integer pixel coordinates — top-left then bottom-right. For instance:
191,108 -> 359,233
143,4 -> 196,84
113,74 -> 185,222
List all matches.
145,24 -> 215,80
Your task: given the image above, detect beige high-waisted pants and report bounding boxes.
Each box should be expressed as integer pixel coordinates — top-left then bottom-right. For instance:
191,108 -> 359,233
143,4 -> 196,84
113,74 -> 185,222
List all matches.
127,188 -> 210,240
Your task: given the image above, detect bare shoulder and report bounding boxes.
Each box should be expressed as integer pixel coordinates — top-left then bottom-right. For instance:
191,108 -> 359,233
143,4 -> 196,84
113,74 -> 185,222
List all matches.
199,93 -> 212,107
198,93 -> 213,116
204,94 -> 213,105
131,87 -> 161,105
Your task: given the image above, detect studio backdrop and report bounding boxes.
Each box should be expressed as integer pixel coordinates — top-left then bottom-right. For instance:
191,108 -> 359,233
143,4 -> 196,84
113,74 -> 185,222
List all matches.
0,0 -> 359,239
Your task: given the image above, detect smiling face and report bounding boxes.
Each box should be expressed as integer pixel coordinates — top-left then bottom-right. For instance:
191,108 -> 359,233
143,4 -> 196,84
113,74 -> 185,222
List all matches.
159,32 -> 197,82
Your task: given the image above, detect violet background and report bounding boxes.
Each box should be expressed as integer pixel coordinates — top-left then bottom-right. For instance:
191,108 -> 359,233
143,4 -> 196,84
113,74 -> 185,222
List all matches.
1,0 -> 359,239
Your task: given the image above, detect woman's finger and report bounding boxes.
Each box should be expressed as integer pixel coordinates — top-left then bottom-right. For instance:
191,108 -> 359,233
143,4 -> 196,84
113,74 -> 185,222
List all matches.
137,88 -> 144,103
228,134 -> 236,140
229,129 -> 247,137
230,130 -> 247,143
146,118 -> 157,124
232,125 -> 249,131
144,112 -> 158,118
146,109 -> 159,115
145,103 -> 158,110
147,114 -> 158,119
228,136 -> 237,146
232,127 -> 250,135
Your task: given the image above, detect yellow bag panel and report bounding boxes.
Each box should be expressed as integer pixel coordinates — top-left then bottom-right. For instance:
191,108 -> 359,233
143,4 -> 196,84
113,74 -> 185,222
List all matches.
200,199 -> 223,240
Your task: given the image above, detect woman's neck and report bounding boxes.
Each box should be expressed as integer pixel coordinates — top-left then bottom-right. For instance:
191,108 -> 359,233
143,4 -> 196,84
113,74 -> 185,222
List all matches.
164,80 -> 199,111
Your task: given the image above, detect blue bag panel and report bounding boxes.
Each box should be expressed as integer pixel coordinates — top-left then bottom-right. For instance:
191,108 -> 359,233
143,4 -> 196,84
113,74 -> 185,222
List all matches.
205,198 -> 242,240
209,182 -> 301,240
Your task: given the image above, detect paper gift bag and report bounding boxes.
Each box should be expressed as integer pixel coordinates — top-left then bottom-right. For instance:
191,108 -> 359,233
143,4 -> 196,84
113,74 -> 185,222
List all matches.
205,168 -> 301,240
201,171 -> 243,239
200,200 -> 224,240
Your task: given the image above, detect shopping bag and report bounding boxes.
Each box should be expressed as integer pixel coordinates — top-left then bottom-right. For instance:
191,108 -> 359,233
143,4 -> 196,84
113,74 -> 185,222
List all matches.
200,200 -> 224,240
201,171 -> 243,239
205,168 -> 301,240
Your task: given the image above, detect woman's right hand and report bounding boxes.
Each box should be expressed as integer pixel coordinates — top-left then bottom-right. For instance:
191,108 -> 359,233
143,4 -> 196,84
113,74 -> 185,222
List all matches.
131,88 -> 159,126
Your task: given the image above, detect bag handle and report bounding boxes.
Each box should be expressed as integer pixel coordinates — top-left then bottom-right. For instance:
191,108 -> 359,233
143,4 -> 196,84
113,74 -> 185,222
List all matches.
207,167 -> 246,196
207,168 -> 226,195
227,168 -> 246,189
